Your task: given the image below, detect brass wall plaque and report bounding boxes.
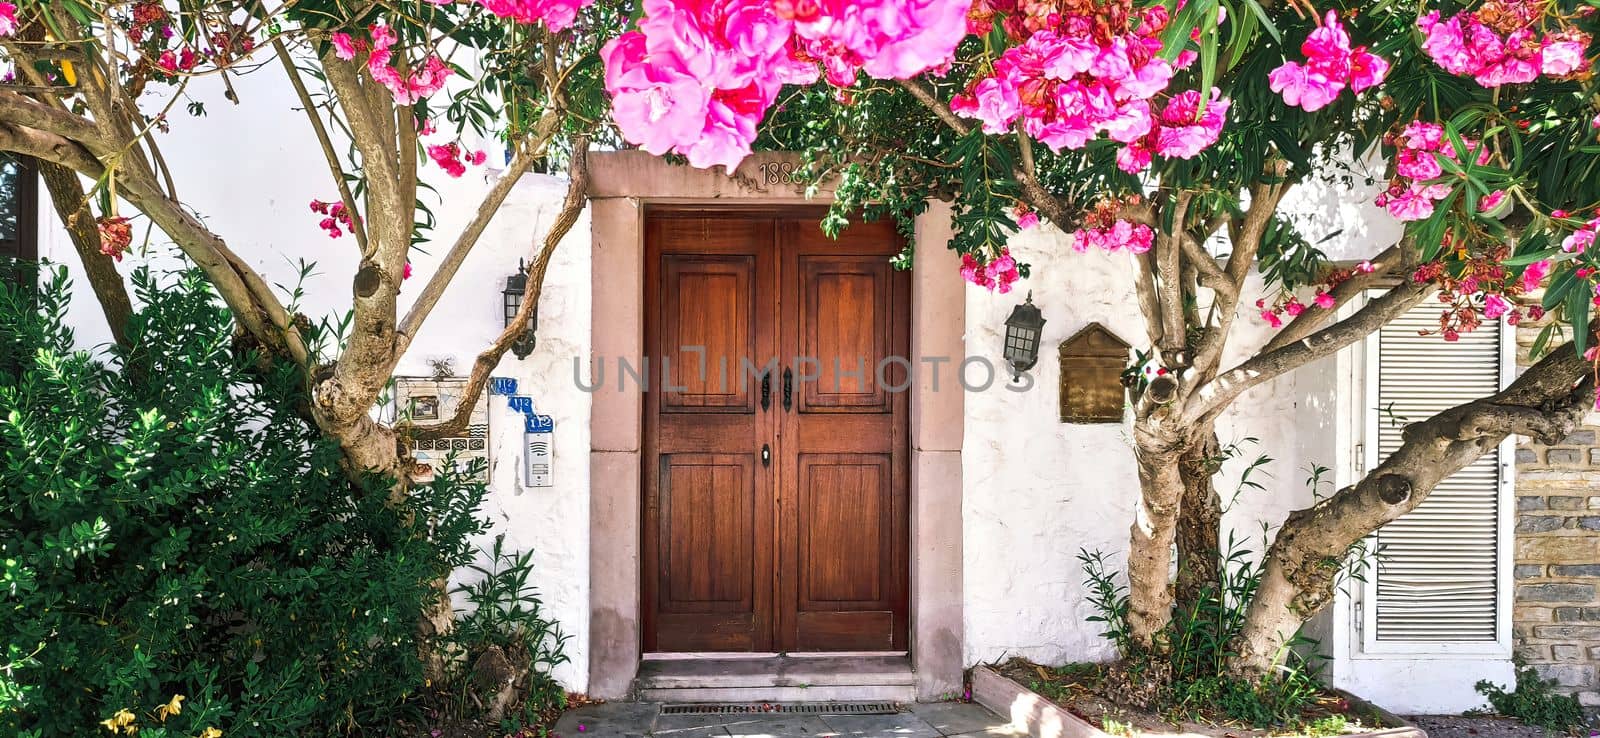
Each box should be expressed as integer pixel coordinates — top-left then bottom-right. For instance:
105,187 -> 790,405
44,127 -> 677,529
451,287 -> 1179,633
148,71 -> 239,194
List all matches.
1058,322 -> 1131,424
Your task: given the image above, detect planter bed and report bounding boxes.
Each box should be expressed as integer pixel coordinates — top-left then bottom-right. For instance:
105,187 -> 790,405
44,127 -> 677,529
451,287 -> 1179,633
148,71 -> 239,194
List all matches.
971,660 -> 1427,738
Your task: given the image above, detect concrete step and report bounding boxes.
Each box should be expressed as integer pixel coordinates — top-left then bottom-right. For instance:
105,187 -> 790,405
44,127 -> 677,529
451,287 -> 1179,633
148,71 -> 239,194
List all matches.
634,654 -> 916,703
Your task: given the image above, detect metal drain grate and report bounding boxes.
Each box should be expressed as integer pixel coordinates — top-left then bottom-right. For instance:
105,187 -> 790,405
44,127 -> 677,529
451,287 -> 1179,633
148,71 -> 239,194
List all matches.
660,702 -> 901,716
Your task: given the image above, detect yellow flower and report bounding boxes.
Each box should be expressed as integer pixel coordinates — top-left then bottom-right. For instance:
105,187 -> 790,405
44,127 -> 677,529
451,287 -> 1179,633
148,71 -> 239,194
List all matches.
156,694 -> 185,721
199,727 -> 223,738
100,709 -> 136,733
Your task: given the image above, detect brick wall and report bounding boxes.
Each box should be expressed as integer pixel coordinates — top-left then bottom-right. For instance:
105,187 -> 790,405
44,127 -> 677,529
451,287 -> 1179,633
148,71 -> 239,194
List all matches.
1514,321 -> 1600,706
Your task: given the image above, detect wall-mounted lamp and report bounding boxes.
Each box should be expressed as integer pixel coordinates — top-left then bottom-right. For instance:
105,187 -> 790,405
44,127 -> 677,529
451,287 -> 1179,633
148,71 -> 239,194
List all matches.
503,258 -> 539,360
1003,291 -> 1046,380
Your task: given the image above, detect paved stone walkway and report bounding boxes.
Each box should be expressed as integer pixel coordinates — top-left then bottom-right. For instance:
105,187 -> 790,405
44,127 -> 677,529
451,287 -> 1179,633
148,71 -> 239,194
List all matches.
550,701 -> 1026,738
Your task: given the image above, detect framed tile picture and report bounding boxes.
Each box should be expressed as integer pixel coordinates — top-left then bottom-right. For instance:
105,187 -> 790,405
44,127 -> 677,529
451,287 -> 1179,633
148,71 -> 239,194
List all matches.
393,377 -> 490,484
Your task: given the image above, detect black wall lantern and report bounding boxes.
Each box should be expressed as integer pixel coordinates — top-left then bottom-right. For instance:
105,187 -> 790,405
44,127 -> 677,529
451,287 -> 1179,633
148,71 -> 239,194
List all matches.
1003,291 -> 1046,379
503,258 -> 539,360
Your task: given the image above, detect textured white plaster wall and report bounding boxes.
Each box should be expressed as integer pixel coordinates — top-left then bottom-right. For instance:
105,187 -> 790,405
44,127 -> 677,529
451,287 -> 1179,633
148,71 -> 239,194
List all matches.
36,66 -> 594,690
960,224 -> 1333,670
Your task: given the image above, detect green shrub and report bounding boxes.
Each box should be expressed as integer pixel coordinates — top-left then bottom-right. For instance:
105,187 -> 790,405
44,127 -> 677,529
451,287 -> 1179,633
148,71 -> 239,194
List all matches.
0,264 -> 491,737
1079,535 -> 1329,729
1476,661 -> 1586,733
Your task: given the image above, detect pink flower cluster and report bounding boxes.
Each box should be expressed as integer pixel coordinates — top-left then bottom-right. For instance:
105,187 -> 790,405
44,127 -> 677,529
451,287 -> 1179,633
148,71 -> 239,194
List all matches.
475,0 -> 595,30
1561,211 -> 1600,254
1268,11 -> 1388,111
156,47 -> 200,74
332,24 -> 452,106
98,216 -> 133,261
1257,290 -> 1337,328
1069,219 -> 1154,254
0,2 -> 17,37
603,0 -> 968,171
950,4 -> 1228,171
426,142 -> 489,178
1418,3 -> 1592,87
960,248 -> 1022,292
1373,120 -> 1493,221
309,199 -> 354,238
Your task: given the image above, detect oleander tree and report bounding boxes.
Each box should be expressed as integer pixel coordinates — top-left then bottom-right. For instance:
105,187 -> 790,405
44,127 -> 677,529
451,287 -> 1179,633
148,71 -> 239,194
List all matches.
591,0 -> 1600,677
0,0 -> 616,481
2,0 -> 1598,683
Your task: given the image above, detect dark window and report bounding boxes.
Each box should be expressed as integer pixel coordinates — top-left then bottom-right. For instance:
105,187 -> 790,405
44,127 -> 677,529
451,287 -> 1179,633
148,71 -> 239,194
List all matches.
0,153 -> 39,262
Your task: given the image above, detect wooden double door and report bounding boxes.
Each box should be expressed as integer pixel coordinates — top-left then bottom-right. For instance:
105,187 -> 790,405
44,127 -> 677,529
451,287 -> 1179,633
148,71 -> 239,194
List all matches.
642,209 -> 910,653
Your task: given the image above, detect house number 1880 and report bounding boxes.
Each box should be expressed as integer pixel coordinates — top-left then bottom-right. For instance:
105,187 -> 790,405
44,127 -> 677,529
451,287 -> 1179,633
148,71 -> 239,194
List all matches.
759,161 -> 804,186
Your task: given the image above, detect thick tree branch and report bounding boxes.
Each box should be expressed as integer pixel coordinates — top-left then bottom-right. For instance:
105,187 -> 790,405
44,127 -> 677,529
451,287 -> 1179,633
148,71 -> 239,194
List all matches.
396,126 -> 561,353
37,160 -> 133,347
1186,280 -> 1430,424
1231,342 -> 1593,674
1262,241 -> 1414,353
0,90 -> 105,150
1188,177 -> 1290,381
1155,192 -> 1191,355
275,38 -> 368,253
407,145 -> 590,441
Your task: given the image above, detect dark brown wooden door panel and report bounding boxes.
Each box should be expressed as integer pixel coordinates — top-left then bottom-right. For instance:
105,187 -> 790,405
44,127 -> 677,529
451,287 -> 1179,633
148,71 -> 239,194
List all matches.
660,255 -> 756,413
659,454 -> 758,612
797,256 -> 892,412
645,210 -> 906,654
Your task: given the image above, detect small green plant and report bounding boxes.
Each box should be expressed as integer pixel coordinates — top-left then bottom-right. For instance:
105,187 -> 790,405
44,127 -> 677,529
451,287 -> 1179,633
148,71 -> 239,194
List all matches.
1102,717 -> 1135,736
1079,535 -> 1334,731
1476,661 -> 1586,733
449,535 -> 571,732
1078,549 -> 1133,658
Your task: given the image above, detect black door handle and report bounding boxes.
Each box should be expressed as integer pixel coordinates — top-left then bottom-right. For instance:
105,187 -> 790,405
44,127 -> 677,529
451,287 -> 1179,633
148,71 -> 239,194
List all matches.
762,443 -> 771,467
782,368 -> 793,411
761,372 -> 771,411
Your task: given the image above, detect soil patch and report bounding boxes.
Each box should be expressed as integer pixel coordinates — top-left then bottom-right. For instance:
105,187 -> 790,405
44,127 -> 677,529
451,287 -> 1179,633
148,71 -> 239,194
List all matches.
1407,714 -> 1557,738
993,657 -> 1400,738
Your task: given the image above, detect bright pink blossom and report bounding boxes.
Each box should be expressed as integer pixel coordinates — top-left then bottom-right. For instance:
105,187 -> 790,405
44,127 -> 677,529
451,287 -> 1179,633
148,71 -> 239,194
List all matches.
960,248 -> 1022,292
475,0 -> 596,30
1314,291 -> 1336,309
1070,219 -> 1155,254
1522,259 -> 1553,292
428,143 -> 467,178
1260,310 -> 1283,328
1418,7 -> 1591,87
1479,189 -> 1509,217
1483,293 -> 1512,319
1014,204 -> 1039,230
1269,11 -> 1388,111
331,32 -> 358,61
1563,216 -> 1600,253
0,3 -> 16,37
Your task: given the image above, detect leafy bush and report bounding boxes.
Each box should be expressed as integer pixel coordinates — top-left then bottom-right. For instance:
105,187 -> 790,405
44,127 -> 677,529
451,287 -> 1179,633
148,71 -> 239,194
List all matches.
1476,661 -> 1586,733
0,264 -> 492,737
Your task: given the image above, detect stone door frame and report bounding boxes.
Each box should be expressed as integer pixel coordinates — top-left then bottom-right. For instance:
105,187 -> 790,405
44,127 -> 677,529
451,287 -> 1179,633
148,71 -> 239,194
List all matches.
587,151 -> 965,700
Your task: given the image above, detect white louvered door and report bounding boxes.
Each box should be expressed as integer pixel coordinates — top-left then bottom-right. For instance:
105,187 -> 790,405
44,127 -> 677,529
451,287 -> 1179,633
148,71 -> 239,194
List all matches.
1360,298 -> 1514,654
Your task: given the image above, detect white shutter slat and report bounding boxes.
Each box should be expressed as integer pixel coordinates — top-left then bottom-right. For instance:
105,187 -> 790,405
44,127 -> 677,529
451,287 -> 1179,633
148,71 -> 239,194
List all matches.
1373,301 -> 1503,643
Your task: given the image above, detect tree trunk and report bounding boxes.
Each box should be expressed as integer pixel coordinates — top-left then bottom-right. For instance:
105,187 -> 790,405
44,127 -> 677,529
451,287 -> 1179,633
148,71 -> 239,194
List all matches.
1228,344 -> 1592,676
1175,431 -> 1223,616
37,160 -> 134,347
1127,417 -> 1189,651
